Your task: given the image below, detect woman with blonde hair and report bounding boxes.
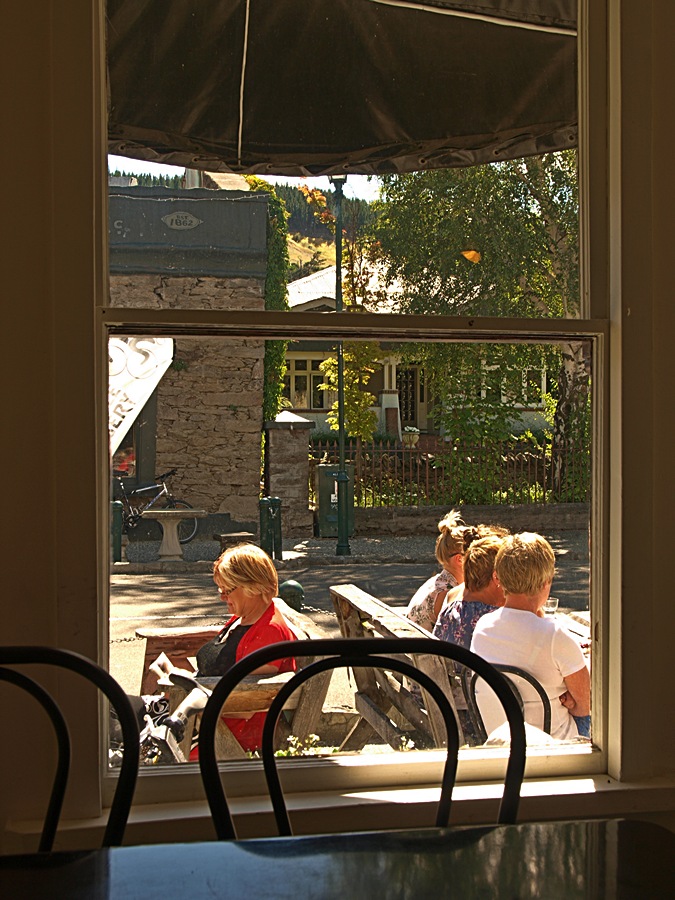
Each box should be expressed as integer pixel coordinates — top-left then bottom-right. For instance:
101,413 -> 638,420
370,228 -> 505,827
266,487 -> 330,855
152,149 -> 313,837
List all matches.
433,533 -> 507,648
186,543 -> 298,752
404,510 -> 480,632
471,533 -> 590,741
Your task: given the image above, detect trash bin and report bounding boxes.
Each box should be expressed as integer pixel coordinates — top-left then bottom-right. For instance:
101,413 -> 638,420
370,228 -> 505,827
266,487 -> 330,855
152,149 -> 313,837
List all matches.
315,463 -> 355,538
259,496 -> 283,560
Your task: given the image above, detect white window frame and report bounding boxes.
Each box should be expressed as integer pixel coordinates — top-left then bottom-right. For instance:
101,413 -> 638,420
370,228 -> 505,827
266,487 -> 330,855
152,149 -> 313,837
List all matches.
102,310 -> 606,809
13,0 -> 675,849
99,7 -> 612,810
283,355 -> 330,410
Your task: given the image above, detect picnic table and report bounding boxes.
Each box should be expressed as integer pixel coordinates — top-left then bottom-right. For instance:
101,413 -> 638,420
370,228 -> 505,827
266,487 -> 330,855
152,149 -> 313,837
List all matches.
136,598 -> 334,759
330,583 -> 464,750
330,585 -> 593,751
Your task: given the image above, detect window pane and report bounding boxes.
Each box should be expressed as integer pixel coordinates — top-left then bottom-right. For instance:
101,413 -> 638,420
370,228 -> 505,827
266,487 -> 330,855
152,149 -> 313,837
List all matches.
311,375 -> 324,409
293,375 -> 308,407
109,335 -> 592,767
108,151 -> 580,321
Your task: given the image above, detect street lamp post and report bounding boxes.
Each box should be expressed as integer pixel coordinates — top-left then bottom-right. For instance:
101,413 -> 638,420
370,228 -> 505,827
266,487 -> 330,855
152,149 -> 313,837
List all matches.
329,174 -> 351,556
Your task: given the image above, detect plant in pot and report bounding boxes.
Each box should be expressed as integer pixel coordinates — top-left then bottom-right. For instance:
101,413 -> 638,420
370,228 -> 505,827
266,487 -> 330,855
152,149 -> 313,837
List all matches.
402,426 -> 420,447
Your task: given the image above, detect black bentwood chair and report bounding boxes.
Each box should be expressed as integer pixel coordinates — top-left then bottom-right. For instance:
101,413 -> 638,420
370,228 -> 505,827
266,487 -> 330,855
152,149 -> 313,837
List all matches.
0,646 -> 140,850
463,664 -> 553,744
198,638 -> 526,840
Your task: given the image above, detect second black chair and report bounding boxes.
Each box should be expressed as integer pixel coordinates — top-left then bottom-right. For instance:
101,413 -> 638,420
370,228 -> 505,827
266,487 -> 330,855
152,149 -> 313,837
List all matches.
198,637 -> 526,840
462,664 -> 553,744
0,646 -> 140,851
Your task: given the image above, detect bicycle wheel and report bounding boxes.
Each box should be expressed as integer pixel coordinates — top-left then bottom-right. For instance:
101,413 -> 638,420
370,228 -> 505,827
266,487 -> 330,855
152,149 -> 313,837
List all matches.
162,498 -> 199,544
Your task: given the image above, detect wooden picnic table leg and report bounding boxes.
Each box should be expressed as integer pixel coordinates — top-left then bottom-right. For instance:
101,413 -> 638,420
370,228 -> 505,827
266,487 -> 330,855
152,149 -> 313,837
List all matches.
333,594 -> 398,750
215,720 -> 248,759
334,594 -> 430,751
414,654 -> 465,748
289,668 -> 333,743
340,715 -> 380,752
374,668 -> 435,746
332,585 -> 466,748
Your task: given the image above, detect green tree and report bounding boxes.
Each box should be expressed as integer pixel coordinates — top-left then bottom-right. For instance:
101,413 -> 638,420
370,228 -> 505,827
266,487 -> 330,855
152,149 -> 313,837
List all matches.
244,176 -> 290,424
276,182 -> 376,241
319,342 -> 379,442
300,186 -> 383,442
375,151 -> 587,498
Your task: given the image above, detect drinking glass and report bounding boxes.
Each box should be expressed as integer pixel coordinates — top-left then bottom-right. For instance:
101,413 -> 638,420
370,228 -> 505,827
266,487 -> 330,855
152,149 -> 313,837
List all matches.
544,596 -> 559,615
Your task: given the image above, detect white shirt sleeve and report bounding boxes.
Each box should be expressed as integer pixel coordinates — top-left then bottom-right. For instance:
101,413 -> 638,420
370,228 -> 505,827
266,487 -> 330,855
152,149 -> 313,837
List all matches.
552,624 -> 587,679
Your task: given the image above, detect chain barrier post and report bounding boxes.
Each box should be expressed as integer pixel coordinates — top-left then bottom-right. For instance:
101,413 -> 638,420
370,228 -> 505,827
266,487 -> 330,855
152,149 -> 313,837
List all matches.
259,496 -> 283,559
269,496 -> 283,560
279,579 -> 304,611
259,497 -> 273,558
111,500 -> 124,563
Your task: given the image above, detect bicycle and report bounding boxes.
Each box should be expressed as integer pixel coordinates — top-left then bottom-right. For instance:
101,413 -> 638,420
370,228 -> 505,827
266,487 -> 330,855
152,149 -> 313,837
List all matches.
113,467 -> 199,544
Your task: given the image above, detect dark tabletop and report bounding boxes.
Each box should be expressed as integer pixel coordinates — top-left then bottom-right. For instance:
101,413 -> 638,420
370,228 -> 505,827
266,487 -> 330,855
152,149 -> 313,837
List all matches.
1,818 -> 673,899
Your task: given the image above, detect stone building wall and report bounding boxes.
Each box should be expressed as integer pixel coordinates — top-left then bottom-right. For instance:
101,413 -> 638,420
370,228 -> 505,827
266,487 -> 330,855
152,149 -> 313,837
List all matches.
108,186 -> 268,530
354,503 -> 590,536
265,413 -> 315,537
110,276 -> 265,525
154,335 -> 264,523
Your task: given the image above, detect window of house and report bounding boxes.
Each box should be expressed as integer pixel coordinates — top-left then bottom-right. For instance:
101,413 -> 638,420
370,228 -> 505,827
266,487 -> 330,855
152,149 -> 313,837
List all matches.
474,365 -> 547,409
283,358 -> 328,409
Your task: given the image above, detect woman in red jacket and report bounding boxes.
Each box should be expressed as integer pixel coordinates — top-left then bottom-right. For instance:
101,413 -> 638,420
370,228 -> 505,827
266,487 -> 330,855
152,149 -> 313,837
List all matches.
192,543 -> 297,753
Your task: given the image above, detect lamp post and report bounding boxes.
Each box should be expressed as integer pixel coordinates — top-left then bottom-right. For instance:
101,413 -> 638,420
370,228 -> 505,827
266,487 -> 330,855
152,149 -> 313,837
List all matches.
329,174 -> 351,556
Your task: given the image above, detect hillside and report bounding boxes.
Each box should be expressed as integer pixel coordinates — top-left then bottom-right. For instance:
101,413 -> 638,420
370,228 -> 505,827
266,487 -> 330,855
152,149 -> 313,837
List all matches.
274,182 -> 377,241
288,236 -> 334,267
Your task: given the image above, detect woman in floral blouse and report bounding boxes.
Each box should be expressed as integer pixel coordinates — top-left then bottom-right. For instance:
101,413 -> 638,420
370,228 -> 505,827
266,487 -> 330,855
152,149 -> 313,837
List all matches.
404,510 -> 479,632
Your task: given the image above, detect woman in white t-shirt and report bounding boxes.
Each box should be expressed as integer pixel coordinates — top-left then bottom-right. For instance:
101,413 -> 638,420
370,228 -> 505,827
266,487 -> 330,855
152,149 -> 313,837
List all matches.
470,532 -> 590,741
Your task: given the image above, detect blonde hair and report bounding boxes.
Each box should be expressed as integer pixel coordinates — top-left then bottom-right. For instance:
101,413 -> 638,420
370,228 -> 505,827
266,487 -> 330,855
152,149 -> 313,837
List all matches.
212,543 -> 278,601
463,535 -> 505,592
495,533 -> 555,596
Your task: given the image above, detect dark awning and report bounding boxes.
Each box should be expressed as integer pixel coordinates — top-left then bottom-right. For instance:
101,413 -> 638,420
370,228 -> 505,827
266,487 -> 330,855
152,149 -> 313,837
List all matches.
107,0 -> 577,176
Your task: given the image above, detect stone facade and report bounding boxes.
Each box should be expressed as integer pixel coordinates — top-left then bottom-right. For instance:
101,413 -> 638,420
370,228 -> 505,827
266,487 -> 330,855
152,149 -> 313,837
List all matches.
354,503 -> 590,536
109,277 -> 266,525
154,335 -> 264,523
109,187 -> 269,530
265,412 -> 315,537
109,274 -> 264,311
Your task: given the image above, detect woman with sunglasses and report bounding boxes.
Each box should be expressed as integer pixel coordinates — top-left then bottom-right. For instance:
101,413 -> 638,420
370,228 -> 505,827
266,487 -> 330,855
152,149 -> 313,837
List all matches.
192,543 -> 297,752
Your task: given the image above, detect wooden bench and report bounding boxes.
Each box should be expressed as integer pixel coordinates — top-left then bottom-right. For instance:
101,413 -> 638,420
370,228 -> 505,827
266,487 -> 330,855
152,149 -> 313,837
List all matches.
330,583 -> 466,751
136,598 -> 333,759
212,531 -> 256,552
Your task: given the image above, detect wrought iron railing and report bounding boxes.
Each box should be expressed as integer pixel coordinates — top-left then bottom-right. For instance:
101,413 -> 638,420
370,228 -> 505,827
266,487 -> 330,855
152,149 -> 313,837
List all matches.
309,436 -> 590,507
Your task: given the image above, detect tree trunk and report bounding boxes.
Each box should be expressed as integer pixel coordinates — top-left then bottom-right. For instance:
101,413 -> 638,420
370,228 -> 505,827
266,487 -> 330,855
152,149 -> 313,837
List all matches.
551,340 -> 591,500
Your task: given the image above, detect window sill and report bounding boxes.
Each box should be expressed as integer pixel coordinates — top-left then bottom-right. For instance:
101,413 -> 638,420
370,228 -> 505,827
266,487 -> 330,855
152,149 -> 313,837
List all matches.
7,774 -> 675,852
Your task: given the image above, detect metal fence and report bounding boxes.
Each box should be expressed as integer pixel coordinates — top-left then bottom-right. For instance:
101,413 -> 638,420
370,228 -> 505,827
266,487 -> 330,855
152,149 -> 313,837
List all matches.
309,436 -> 590,507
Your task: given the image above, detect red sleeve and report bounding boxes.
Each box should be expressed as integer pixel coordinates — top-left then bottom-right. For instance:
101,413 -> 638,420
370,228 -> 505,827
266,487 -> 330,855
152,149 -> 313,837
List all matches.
236,619 -> 297,673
